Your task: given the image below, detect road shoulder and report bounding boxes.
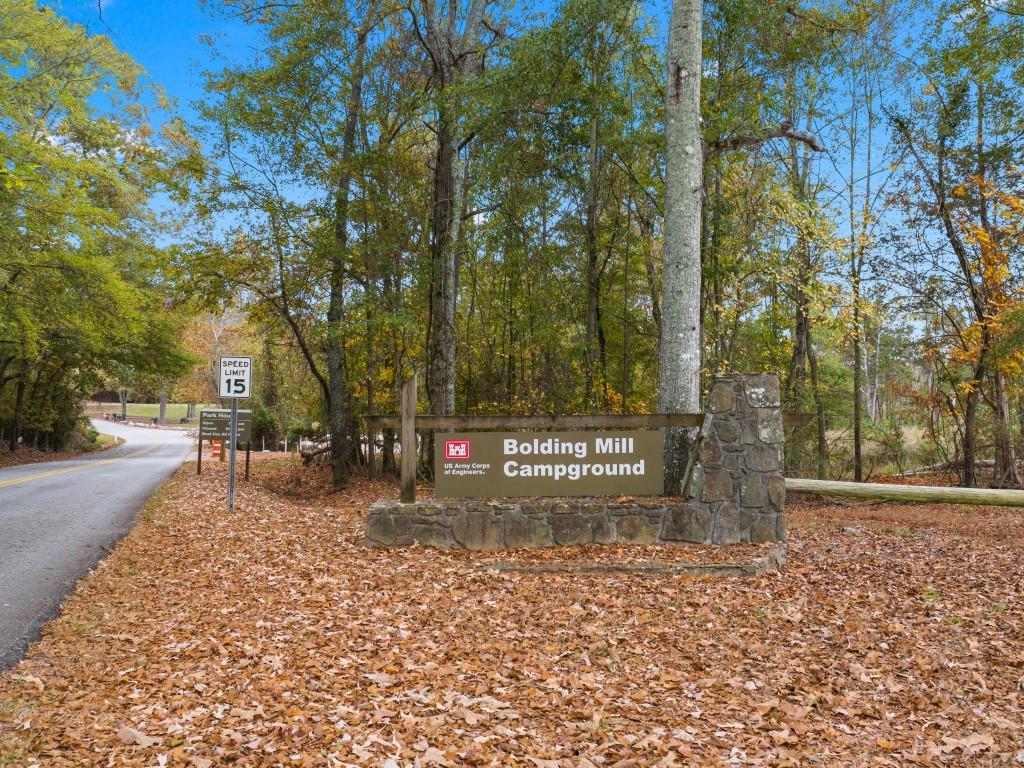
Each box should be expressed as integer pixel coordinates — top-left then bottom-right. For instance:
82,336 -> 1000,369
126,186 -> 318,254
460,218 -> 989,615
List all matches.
0,435 -> 125,471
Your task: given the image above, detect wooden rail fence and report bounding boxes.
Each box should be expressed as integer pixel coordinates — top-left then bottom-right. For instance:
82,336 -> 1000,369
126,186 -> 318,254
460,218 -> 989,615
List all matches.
785,477 -> 1024,506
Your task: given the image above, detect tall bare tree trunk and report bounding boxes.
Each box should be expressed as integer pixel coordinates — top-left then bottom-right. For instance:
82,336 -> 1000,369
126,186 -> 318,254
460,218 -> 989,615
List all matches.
327,25 -> 369,488
422,0 -> 487,423
639,209 -> 662,355
852,284 -> 863,480
807,327 -> 828,479
260,333 -> 281,446
584,110 -> 601,410
9,366 -> 26,451
583,30 -> 602,411
992,369 -> 1021,486
963,371 -> 981,487
658,0 -> 703,495
427,108 -> 459,418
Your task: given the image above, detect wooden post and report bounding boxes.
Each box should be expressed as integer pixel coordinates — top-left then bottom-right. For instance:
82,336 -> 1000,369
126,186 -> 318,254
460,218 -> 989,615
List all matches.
367,426 -> 377,480
400,375 -> 417,503
197,439 -> 203,476
245,441 -> 251,480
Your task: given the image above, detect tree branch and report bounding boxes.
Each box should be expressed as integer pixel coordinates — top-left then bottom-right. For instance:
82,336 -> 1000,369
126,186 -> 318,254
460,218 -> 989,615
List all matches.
706,122 -> 826,157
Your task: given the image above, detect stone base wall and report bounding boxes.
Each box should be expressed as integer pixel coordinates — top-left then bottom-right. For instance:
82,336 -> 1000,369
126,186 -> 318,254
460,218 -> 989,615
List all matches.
366,373 -> 786,549
366,497 -> 783,549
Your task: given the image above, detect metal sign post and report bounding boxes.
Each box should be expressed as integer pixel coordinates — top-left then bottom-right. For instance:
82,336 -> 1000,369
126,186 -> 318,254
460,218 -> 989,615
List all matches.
218,356 -> 252,512
227,399 -> 239,511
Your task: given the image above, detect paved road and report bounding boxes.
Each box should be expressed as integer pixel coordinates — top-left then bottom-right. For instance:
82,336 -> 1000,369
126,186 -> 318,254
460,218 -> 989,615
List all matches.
0,420 -> 191,669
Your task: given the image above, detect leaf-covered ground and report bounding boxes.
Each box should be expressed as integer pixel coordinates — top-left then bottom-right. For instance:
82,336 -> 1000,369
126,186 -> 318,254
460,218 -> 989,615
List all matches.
1,457 -> 1022,767
0,437 -> 119,469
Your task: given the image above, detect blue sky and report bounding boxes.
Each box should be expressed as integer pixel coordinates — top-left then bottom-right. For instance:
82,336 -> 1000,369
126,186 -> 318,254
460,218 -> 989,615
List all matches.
57,0 -> 670,127
49,0 -> 883,265
57,0 -> 258,124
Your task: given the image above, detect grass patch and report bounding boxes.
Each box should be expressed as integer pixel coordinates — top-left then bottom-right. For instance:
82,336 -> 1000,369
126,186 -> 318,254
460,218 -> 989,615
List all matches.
52,604 -> 105,640
0,737 -> 24,767
86,403 -> 215,421
138,481 -> 173,524
92,433 -> 124,450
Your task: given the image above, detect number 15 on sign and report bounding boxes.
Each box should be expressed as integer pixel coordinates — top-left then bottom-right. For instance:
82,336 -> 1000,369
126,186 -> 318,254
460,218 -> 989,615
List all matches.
219,356 -> 252,399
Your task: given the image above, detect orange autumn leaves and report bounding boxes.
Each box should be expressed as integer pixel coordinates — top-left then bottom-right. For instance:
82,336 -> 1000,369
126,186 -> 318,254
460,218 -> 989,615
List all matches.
0,458 -> 1022,766
942,174 -> 1024,383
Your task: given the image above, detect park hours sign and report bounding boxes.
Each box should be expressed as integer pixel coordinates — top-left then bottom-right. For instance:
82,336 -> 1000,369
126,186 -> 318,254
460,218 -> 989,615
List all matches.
219,356 -> 252,399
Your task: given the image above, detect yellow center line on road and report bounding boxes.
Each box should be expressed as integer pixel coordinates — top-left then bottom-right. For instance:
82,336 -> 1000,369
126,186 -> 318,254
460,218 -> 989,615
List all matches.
0,444 -> 157,489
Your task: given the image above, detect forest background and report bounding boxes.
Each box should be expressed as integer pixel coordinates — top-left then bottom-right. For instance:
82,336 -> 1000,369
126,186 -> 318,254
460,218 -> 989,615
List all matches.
2,0 -> 1023,489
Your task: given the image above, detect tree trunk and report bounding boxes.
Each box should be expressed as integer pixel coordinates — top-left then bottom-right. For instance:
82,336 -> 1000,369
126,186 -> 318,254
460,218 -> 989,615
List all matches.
382,428 -> 396,475
422,1 -> 486,423
584,41 -> 601,411
785,246 -> 815,478
992,368 -> 1021,487
642,217 -> 662,355
260,333 -> 280,445
427,108 -> 459,419
621,223 -> 631,413
852,292 -> 863,481
326,26 -> 369,489
658,0 -> 704,495
807,326 -> 827,480
963,373 -> 980,487
785,250 -> 810,403
10,367 -> 26,451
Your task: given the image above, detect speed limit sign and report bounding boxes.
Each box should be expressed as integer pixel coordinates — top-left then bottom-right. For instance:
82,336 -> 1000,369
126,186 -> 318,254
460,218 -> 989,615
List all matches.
217,356 -> 252,513
219,356 -> 252,399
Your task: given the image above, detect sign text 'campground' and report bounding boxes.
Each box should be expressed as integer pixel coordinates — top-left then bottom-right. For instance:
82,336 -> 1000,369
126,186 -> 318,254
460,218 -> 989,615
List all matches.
434,431 -> 664,497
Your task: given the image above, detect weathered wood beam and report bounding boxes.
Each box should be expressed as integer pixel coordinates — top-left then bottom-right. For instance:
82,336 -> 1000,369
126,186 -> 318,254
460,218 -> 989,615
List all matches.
367,413 -> 810,430
368,414 -> 703,430
786,477 -> 1024,507
400,376 -> 417,504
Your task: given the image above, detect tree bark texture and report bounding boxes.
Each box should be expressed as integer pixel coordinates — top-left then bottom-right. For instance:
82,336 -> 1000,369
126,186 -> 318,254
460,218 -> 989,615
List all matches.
421,0 -> 487,420
326,25 -> 369,488
658,0 -> 704,495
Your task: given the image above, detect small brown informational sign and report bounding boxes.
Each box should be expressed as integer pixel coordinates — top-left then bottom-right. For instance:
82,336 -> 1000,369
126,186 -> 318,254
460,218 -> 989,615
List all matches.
199,408 -> 253,443
434,431 -> 664,498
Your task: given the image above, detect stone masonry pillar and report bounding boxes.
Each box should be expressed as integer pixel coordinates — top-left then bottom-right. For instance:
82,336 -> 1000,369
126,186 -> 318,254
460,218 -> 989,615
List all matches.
672,372 -> 786,544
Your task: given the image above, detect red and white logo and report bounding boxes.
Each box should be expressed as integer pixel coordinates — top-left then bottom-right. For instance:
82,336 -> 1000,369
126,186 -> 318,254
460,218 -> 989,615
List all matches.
445,440 -> 470,460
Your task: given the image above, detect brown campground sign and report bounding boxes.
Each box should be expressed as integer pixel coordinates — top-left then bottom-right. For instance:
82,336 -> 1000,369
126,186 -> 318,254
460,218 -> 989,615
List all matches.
434,431 -> 664,498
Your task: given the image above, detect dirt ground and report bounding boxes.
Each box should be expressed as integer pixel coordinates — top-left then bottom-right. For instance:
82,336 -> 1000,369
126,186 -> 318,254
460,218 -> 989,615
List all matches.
1,456 -> 1021,767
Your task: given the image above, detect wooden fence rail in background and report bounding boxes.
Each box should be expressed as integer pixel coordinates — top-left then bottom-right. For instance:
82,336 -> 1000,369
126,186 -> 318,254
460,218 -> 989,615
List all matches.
786,477 -> 1024,506
365,413 -> 705,431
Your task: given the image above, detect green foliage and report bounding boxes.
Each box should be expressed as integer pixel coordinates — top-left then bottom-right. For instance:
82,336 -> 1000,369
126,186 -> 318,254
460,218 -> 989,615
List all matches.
0,0 -> 195,450
175,0 -> 1024,485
